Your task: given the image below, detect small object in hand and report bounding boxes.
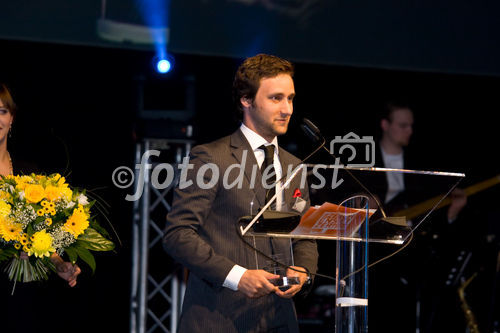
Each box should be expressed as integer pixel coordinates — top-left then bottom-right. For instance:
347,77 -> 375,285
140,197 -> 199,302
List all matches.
268,276 -> 300,291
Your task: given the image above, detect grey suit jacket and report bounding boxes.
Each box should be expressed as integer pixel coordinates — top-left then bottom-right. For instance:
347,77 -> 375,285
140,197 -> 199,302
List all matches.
164,129 -> 318,332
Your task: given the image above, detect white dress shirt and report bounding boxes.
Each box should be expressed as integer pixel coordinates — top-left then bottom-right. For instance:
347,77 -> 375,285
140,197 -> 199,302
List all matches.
381,148 -> 405,203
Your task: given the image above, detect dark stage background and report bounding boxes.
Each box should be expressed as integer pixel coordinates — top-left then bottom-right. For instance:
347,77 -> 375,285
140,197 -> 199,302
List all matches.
1,35 -> 499,332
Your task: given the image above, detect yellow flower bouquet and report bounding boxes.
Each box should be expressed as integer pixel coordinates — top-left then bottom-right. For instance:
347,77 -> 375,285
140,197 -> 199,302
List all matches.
0,173 -> 115,283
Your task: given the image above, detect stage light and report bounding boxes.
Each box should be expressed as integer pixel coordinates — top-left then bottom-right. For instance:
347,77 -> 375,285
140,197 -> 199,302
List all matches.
152,53 -> 175,75
156,58 -> 171,74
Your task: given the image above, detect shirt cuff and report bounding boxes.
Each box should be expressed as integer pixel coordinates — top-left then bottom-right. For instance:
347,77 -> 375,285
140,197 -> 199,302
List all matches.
222,265 -> 247,291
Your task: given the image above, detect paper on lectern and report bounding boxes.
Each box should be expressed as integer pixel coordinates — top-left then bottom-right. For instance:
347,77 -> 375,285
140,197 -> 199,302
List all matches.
290,202 -> 376,238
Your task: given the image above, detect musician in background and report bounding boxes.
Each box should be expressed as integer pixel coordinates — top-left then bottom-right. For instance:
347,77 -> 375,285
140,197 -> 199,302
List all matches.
369,100 -> 468,332
375,100 -> 466,219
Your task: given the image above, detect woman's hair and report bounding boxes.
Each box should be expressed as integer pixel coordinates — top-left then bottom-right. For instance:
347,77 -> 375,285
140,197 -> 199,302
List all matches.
0,83 -> 17,118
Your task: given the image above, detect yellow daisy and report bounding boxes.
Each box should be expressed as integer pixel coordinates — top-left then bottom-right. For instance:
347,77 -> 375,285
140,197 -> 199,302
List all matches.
63,209 -> 89,237
0,217 -> 22,242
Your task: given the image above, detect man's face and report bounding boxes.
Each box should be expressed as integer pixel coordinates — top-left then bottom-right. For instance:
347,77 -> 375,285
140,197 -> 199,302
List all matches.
382,108 -> 414,147
242,74 -> 295,142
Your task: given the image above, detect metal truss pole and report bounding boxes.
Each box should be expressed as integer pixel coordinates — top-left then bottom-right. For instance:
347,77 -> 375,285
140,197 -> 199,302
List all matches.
130,138 -> 192,333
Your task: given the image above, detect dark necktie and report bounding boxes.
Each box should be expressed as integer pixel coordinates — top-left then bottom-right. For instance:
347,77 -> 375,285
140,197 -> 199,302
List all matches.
260,145 -> 278,253
260,145 -> 276,207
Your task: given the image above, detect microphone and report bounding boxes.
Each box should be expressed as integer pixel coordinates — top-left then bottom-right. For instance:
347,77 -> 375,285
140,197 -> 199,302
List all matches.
300,118 -> 323,143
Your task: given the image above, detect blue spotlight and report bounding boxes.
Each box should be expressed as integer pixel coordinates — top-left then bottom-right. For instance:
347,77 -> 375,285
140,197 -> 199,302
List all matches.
156,58 -> 171,74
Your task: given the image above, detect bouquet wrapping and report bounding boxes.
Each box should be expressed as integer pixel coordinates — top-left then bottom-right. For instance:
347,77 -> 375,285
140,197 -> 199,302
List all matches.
0,173 -> 115,284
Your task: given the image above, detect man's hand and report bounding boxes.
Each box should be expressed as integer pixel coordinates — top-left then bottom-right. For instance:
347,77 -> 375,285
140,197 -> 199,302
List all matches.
275,266 -> 309,299
238,269 -> 279,298
50,253 -> 81,287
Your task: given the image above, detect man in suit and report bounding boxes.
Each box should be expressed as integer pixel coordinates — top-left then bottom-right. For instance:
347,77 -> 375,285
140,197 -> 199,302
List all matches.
163,54 -> 318,332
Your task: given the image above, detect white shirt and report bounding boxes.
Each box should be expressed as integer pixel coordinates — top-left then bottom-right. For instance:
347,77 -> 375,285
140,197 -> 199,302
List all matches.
380,148 -> 405,203
223,123 -> 284,291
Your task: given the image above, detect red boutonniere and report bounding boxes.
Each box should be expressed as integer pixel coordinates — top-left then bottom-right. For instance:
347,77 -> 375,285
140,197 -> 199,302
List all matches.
291,188 -> 306,213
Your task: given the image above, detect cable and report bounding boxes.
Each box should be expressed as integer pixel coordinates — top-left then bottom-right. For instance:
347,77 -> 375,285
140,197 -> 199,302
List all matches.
235,222 -> 335,282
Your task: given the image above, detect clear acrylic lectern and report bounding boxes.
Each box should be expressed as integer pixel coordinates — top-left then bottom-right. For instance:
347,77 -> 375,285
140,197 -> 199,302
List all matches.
239,164 -> 465,332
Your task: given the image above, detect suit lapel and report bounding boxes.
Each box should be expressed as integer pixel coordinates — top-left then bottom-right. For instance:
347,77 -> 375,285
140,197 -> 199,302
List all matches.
230,129 -> 266,207
278,147 -> 298,208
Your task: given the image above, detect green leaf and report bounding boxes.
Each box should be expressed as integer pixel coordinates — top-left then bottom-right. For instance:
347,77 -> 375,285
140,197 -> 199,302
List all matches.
64,247 -> 78,264
27,223 -> 34,236
89,219 -> 111,238
0,248 -> 17,262
77,228 -> 115,251
74,245 -> 96,273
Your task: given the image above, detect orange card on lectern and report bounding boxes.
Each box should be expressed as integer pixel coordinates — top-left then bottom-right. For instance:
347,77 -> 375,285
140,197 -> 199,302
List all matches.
291,202 -> 376,238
